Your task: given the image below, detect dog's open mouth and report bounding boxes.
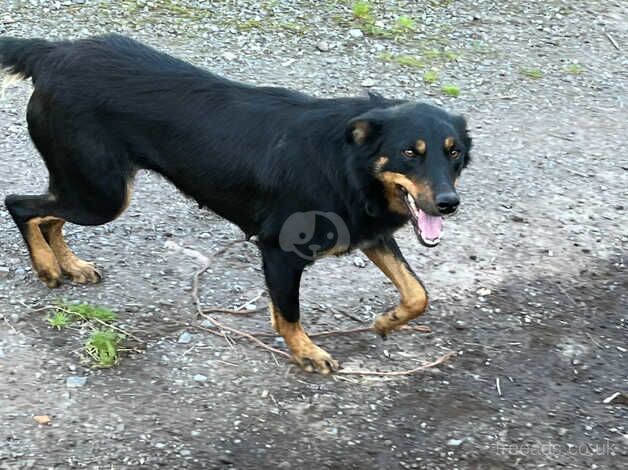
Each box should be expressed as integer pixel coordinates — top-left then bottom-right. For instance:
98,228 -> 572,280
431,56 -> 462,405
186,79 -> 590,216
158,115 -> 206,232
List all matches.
400,188 -> 443,248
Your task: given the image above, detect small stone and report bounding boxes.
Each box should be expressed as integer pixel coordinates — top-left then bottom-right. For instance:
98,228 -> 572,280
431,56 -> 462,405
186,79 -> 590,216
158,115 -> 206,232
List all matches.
349,28 -> 364,39
222,52 -> 237,61
193,374 -> 208,382
0,266 -> 9,278
476,287 -> 492,296
353,256 -> 366,268
446,438 -> 464,447
178,332 -> 193,344
558,428 -> 568,436
33,415 -> 51,425
361,78 -> 376,88
316,41 -> 330,52
66,376 -> 87,388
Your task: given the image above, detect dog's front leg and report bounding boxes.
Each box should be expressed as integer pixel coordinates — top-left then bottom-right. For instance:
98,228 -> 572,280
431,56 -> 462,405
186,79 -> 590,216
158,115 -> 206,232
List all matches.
362,236 -> 428,336
261,245 -> 339,374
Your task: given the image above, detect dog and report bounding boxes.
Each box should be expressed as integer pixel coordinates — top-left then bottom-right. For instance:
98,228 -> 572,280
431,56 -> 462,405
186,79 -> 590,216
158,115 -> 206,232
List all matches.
0,34 -> 471,374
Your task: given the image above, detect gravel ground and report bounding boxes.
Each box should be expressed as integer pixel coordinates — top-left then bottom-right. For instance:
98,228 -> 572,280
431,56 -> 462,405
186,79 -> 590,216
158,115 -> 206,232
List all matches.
1,1 -> 627,469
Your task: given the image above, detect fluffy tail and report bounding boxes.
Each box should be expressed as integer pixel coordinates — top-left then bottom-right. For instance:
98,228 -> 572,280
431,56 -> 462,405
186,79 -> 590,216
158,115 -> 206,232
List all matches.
0,37 -> 54,77
0,37 -> 55,96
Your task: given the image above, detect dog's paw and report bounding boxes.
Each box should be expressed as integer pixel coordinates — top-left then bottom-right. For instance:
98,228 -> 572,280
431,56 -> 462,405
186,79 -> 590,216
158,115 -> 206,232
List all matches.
33,254 -> 63,288
292,345 -> 339,375
61,258 -> 102,284
372,312 -> 402,337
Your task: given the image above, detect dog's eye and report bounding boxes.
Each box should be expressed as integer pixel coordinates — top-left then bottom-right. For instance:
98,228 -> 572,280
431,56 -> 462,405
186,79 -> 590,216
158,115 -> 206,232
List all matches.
402,149 -> 416,158
449,149 -> 461,159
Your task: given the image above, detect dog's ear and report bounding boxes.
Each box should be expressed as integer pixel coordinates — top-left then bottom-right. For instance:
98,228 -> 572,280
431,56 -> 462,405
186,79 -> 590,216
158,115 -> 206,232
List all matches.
345,118 -> 382,145
453,114 -> 472,150
453,114 -> 472,167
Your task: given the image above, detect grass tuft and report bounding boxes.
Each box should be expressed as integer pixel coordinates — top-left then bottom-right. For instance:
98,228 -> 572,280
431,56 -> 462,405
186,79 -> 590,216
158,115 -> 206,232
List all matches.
564,63 -> 584,75
60,302 -> 118,322
423,69 -> 439,84
441,85 -> 460,97
395,15 -> 415,31
353,1 -> 372,21
522,68 -> 543,79
380,53 -> 424,69
47,311 -> 73,330
85,330 -> 124,368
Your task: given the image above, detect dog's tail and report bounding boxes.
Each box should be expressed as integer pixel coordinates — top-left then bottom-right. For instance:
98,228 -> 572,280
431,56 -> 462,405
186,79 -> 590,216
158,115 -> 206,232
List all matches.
0,37 -> 55,97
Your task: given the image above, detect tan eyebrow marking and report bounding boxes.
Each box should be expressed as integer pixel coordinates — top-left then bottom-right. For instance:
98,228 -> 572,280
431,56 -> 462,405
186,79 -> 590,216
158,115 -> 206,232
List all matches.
444,136 -> 455,150
416,139 -> 426,155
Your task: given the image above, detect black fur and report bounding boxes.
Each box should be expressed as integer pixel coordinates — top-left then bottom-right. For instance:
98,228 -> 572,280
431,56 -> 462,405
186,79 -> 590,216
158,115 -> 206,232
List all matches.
1,34 -> 471,327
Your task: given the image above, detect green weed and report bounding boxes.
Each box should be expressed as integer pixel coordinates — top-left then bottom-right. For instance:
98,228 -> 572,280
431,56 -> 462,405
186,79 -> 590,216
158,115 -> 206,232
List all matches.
522,68 -> 543,79
564,63 -> 584,75
47,311 -> 73,330
60,302 -> 118,322
423,69 -> 439,84
85,330 -> 124,368
380,53 -> 424,69
441,85 -> 460,97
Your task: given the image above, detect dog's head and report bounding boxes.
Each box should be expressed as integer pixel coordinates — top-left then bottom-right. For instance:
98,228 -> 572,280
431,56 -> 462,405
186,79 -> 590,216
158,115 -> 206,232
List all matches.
346,102 -> 472,247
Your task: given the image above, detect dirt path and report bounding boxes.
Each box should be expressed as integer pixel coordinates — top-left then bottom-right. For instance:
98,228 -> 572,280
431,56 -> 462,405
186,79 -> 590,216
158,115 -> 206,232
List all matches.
1,1 -> 626,469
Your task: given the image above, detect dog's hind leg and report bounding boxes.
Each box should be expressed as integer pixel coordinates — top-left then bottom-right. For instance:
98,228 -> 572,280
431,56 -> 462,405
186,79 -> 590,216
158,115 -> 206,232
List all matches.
4,195 -> 63,288
261,245 -> 339,374
40,218 -> 102,284
5,91 -> 133,287
5,185 -> 130,287
363,236 -> 428,336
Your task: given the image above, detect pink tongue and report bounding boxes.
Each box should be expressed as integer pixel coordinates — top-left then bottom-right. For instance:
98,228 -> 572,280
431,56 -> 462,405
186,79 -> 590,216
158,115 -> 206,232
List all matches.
418,210 -> 443,241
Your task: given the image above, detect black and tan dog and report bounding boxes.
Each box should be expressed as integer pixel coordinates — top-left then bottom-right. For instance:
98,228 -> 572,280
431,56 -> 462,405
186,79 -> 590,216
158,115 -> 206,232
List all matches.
1,35 -> 471,373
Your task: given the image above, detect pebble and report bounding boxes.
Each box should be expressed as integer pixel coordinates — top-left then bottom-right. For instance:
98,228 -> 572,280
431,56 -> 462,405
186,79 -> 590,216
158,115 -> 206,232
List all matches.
66,376 -> 87,388
348,28 -> 363,38
316,41 -> 330,52
0,266 -> 9,278
361,78 -> 376,88
446,438 -> 464,447
178,332 -> 193,344
193,374 -> 208,382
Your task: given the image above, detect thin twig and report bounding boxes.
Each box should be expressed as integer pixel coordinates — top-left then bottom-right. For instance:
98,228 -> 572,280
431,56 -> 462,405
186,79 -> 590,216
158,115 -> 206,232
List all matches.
310,324 -> 430,338
337,351 -> 455,377
168,240 -> 288,359
585,332 -> 604,349
496,377 -> 502,397
556,283 -> 578,308
199,312 -> 290,358
202,306 -> 266,315
1,314 -> 17,334
253,324 -> 431,338
604,31 -> 620,51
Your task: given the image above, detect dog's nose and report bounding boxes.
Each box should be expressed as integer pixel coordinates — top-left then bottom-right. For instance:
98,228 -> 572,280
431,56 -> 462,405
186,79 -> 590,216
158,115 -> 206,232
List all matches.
435,192 -> 460,215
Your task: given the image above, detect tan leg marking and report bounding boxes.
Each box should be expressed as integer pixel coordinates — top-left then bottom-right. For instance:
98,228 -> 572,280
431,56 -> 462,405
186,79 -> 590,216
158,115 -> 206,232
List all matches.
270,303 -> 339,374
42,219 -> 101,284
24,217 -> 62,288
363,247 -> 428,336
